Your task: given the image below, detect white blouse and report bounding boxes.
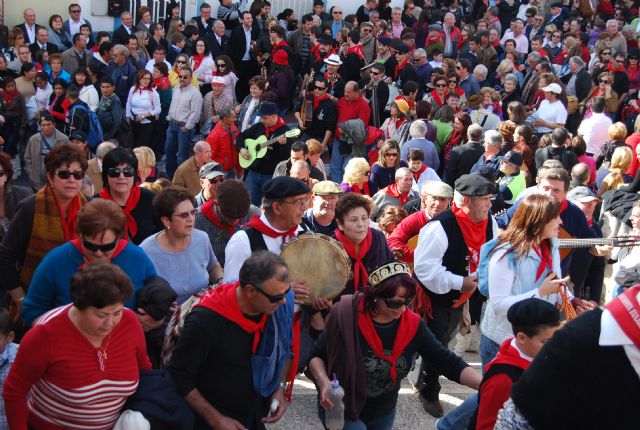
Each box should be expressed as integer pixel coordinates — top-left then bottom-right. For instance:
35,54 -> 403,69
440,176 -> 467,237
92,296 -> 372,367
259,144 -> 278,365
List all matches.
79,85 -> 99,112
35,84 -> 53,110
125,87 -> 162,124
190,55 -> 215,85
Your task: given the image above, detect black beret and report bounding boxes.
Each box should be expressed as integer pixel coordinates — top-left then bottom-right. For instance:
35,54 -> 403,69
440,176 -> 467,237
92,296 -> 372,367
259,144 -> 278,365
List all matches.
507,298 -> 560,328
550,2 -> 563,8
319,35 -> 335,45
262,176 -> 310,199
454,174 -> 497,196
395,43 -> 409,54
137,276 -> 178,321
378,37 -> 392,46
503,151 -> 523,167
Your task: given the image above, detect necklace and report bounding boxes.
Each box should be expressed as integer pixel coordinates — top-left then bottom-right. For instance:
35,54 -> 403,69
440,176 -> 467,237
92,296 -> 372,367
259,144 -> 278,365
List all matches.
96,334 -> 112,372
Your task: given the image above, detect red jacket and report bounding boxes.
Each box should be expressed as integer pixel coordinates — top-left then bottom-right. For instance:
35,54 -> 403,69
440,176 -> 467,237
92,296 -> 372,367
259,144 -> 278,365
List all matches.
206,121 -> 241,174
386,210 -> 429,263
625,132 -> 640,177
476,339 -> 532,430
335,96 -> 371,138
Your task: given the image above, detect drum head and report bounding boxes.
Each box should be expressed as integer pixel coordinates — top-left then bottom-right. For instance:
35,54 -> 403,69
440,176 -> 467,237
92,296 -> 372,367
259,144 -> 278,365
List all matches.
281,234 -> 351,304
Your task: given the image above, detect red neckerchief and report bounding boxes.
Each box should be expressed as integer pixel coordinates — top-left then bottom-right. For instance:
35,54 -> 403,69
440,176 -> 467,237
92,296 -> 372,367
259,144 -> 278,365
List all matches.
628,64 -> 640,76
605,285 -> 640,349
335,228 -> 372,291
385,183 -> 411,206
560,199 -> 568,214
196,282 -> 268,353
425,33 -> 442,46
491,40 -> 501,48
153,76 -> 170,91
352,182 -> 371,196
394,59 -> 409,80
395,95 -> 415,110
2,87 -> 19,105
313,93 -> 330,110
285,311 -> 302,403
455,86 -> 465,97
412,164 -> 427,182
99,186 -> 141,239
532,241 -> 553,281
70,238 -> 128,269
264,117 -> 285,137
431,90 -> 447,107
356,299 -> 420,383
201,200 -> 239,236
244,215 -> 297,240
608,62 -> 625,73
346,44 -> 364,61
452,203 -> 488,273
136,85 -> 152,95
52,192 -> 82,242
271,39 -> 288,57
192,53 -> 204,70
309,44 -> 321,62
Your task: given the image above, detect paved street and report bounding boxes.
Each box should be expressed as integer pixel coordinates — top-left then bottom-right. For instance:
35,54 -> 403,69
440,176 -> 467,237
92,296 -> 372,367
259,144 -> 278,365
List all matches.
268,351 -> 481,430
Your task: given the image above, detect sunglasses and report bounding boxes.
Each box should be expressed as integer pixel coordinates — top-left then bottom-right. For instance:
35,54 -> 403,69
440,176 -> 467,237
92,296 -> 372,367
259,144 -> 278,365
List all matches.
208,176 -> 225,184
385,152 -> 398,157
56,170 -> 84,180
370,72 -> 381,76
70,9 -> 81,13
384,297 -> 412,309
176,60 -> 187,64
333,11 -> 343,15
172,209 -> 197,219
314,85 -> 326,90
600,80 -> 610,84
252,283 -> 291,303
216,63 -> 226,68
436,83 -> 447,87
83,238 -> 118,253
107,167 -> 136,178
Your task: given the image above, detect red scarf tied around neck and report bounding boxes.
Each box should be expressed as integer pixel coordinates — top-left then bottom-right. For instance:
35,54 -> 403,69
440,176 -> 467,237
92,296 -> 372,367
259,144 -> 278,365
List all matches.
532,241 -> 553,281
244,215 -> 298,241
52,191 -> 82,242
70,238 -> 128,269
385,183 -> 411,206
394,59 -> 409,80
608,62 -> 625,73
264,117 -> 286,137
352,182 -> 371,196
313,94 -> 330,110
335,228 -> 373,291
412,164 -> 427,182
154,76 -> 170,91
192,53 -> 204,71
99,186 -> 141,240
200,200 -> 240,236
3,87 -> 19,106
346,45 -> 365,61
357,299 -> 420,383
197,282 -> 268,353
606,285 -> 640,349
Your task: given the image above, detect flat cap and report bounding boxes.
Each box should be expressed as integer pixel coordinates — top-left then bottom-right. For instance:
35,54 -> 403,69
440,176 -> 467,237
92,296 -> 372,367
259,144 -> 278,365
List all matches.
503,151 -> 523,167
262,176 -> 310,199
429,24 -> 443,32
199,161 -> 224,179
455,174 -> 497,196
257,101 -> 278,116
567,186 -> 599,202
217,179 -> 251,219
507,298 -> 560,328
422,180 -> 453,198
313,180 -> 344,196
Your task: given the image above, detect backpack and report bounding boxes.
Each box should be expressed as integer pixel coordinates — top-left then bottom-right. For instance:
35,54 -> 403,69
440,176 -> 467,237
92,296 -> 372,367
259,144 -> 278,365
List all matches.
477,238 -> 500,297
69,104 -> 104,150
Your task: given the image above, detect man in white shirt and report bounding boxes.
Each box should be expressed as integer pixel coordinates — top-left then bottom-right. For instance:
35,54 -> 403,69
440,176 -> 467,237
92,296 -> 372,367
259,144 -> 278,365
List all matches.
145,47 -> 172,73
577,97 -> 612,156
531,83 -> 567,134
19,8 -> 40,45
501,19 -> 529,56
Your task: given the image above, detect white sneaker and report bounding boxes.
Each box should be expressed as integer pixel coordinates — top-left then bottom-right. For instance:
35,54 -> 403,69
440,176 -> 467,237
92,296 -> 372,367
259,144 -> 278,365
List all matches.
453,333 -> 470,356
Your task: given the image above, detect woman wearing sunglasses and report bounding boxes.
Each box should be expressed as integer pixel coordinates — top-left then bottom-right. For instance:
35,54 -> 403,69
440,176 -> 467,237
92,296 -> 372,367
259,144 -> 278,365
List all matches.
98,147 -> 160,245
211,54 -> 238,104
308,260 -> 481,430
21,199 -> 157,326
168,53 -> 198,88
0,144 -> 87,322
141,186 -> 223,304
369,140 -> 408,195
340,157 -> 373,196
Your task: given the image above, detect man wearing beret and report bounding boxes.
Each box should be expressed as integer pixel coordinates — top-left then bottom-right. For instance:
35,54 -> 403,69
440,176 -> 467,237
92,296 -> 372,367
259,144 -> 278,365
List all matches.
302,180 -> 343,235
393,42 -> 419,87
236,101 -> 294,205
413,174 -> 499,417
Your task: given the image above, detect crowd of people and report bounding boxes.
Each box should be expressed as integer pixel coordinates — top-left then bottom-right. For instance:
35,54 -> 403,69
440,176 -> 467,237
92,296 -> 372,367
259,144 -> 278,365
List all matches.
0,0 -> 639,429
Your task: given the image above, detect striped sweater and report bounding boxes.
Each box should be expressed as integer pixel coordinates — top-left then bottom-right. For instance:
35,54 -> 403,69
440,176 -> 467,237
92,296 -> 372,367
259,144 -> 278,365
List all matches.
3,305 -> 151,430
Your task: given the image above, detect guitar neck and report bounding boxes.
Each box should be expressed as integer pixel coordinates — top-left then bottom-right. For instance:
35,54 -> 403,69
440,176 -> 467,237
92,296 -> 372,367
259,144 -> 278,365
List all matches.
558,239 -> 612,248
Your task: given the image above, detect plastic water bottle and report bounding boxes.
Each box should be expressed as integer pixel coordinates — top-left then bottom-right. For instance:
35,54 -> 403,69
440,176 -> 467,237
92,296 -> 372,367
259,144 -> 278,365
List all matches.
325,375 -> 345,430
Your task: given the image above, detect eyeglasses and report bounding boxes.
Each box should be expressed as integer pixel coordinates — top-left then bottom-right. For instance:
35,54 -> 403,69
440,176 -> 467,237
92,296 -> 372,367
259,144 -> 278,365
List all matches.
384,297 -> 412,309
333,11 -> 343,15
82,238 -> 118,253
552,34 -> 561,38
370,71 -> 381,76
535,18 -> 544,22
385,152 -> 398,157
179,75 -> 191,79
175,60 -> 187,64
56,170 -> 84,180
208,176 -> 225,185
436,83 -> 447,87
252,283 -> 291,303
216,63 -> 226,68
314,85 -> 326,90
70,9 -> 81,13
281,197 -> 309,208
602,52 -> 611,56
172,209 -> 197,219
107,167 -> 136,178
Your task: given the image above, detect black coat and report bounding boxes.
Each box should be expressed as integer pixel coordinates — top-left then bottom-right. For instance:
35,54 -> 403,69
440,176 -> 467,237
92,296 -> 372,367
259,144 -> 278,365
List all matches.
112,25 -> 134,46
203,34 -> 229,59
192,16 -> 216,38
16,23 -> 42,45
446,141 -> 484,188
228,25 -> 260,67
29,42 -> 59,56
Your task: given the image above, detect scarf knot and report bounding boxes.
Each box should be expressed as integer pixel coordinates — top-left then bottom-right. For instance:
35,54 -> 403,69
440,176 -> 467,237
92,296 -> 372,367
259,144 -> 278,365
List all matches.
385,183 -> 411,206
244,215 -> 297,241
335,228 -> 373,291
99,186 -> 141,240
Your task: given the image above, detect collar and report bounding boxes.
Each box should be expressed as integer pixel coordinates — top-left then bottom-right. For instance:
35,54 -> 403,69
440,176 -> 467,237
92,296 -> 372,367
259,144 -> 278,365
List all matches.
510,338 -> 534,362
260,213 -> 288,234
600,308 -> 634,347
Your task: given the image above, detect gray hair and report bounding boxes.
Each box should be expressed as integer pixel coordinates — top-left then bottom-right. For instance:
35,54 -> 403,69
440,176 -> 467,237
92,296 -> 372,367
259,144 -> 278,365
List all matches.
219,106 -> 234,120
112,44 -> 129,57
213,20 -> 225,28
504,73 -> 519,86
606,19 -> 618,27
239,251 -> 289,289
193,140 -> 210,153
484,129 -> 503,147
414,48 -> 427,59
473,64 -> 488,79
395,167 -> 413,180
527,51 -> 542,63
96,141 -> 117,160
409,120 -> 427,138
467,124 -> 483,141
569,56 -> 585,68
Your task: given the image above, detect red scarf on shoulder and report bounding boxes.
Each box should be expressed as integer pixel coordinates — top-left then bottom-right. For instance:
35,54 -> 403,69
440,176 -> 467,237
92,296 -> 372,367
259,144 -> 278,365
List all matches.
154,76 -> 170,91
99,186 -> 141,240
452,203 -> 488,273
51,191 -> 83,242
201,200 -> 240,236
70,238 -> 128,269
385,183 -> 411,206
264,117 -> 286,137
357,299 -> 420,383
244,215 -> 297,240
606,285 -> 640,349
313,94 -> 330,110
532,241 -> 553,281
335,228 -> 372,291
197,282 -> 268,353
352,182 -> 371,196
346,45 -> 364,61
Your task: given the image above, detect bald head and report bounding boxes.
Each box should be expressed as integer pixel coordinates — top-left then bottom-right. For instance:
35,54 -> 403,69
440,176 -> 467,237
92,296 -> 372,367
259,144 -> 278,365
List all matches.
290,160 -> 310,181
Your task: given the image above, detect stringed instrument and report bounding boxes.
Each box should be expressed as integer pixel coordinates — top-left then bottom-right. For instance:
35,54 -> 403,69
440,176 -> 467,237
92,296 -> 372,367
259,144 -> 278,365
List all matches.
239,128 -> 302,168
557,227 -> 640,260
299,69 -> 315,129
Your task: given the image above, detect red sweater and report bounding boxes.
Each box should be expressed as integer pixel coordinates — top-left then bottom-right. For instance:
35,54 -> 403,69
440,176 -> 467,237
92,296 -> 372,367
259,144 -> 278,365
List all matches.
625,133 -> 640,177
476,339 -> 532,430
335,96 -> 371,138
3,305 -> 151,430
386,210 -> 429,263
206,121 -> 241,173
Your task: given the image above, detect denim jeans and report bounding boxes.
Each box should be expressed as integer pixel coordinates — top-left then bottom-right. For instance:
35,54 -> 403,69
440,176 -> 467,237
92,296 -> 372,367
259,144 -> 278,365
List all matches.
164,121 -> 194,179
437,394 -> 478,430
479,335 -> 501,371
245,170 -> 273,206
330,138 -> 352,182
319,404 -> 396,430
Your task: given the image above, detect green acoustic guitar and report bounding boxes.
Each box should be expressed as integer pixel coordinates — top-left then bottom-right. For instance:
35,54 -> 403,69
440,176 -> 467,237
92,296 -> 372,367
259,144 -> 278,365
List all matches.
239,128 -> 301,169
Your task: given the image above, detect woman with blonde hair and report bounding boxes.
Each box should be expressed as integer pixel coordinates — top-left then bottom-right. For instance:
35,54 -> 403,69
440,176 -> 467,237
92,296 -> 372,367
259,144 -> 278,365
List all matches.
597,121 -> 628,168
370,140 -> 407,194
597,145 -> 633,196
480,87 -> 501,117
133,146 -> 160,184
134,30 -> 150,62
340,157 -> 372,196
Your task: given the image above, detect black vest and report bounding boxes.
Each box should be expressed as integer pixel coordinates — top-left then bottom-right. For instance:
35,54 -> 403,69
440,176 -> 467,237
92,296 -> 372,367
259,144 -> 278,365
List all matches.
426,209 -> 493,308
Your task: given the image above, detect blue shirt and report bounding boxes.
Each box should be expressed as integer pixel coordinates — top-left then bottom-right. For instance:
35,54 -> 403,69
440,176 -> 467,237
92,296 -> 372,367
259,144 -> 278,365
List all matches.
458,74 -> 480,98
400,137 -> 440,172
331,21 -> 343,39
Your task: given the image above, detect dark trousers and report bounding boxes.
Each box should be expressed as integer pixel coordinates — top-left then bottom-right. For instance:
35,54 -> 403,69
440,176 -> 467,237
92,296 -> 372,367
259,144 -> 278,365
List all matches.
236,59 -> 258,101
419,304 -> 463,401
132,119 -> 156,152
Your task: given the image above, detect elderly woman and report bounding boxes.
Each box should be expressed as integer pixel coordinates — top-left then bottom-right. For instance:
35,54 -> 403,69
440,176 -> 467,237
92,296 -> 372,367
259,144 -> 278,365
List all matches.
0,144 -> 87,318
309,261 -> 481,428
126,69 -> 161,151
370,140 -> 408,195
22,199 -> 157,326
0,152 -> 32,242
47,14 -> 72,51
141,186 -> 223,304
98,147 -> 159,244
237,76 -> 266,131
4,261 -> 151,429
340,157 -> 373,196
333,193 -> 395,294
424,74 -> 449,113
500,74 -> 521,120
